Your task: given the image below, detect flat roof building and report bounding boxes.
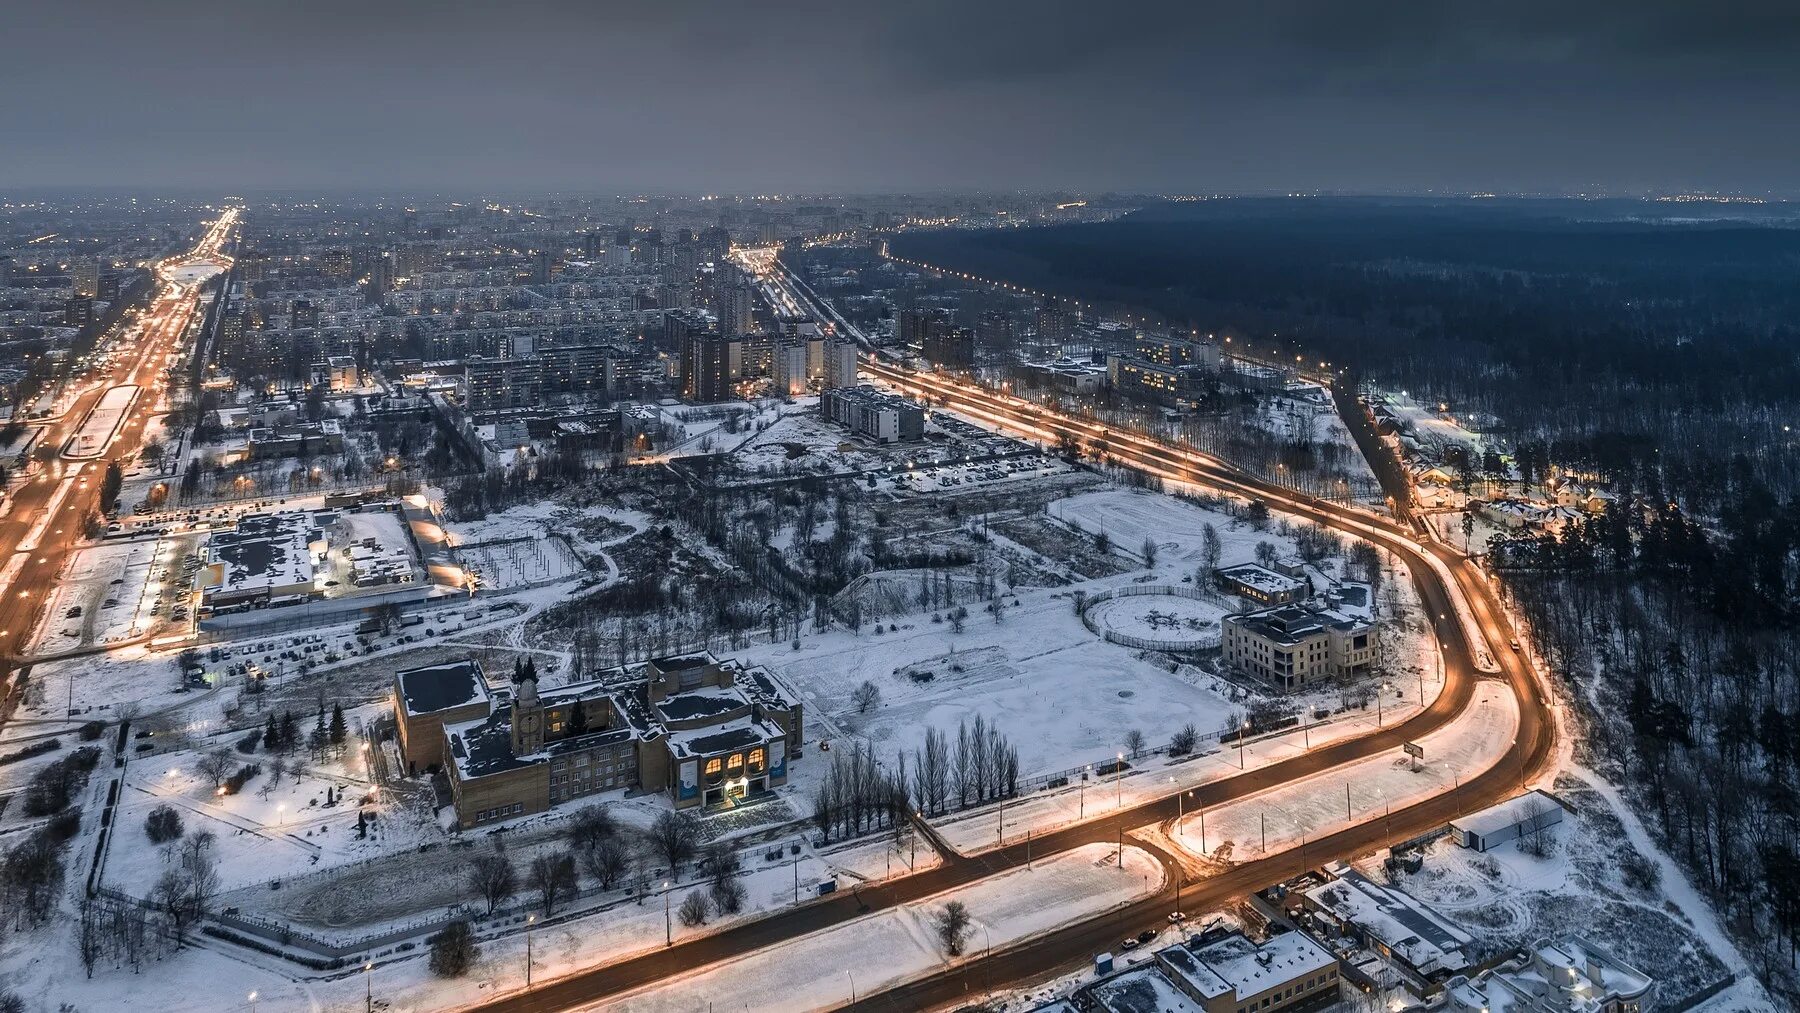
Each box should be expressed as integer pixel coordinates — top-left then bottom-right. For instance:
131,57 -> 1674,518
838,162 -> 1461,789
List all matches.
1444,936 -> 1652,1013
821,385 -> 924,443
1223,601 -> 1376,691
1216,562 -> 1308,605
1035,929 -> 1340,1013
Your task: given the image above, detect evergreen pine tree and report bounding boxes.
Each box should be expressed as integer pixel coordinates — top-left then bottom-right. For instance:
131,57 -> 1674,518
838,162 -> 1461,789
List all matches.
328,703 -> 348,747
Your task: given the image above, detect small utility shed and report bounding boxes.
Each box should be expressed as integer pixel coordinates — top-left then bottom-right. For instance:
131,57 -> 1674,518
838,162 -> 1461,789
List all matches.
1449,789 -> 1564,852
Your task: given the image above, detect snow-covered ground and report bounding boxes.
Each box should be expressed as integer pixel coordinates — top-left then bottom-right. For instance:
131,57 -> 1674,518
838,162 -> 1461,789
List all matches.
749,588 -> 1240,783
1360,770 -> 1780,1010
1171,682 -> 1516,863
1048,488 -> 1301,569
596,843 -> 1163,1013
931,672 -> 1442,856
100,728 -> 433,899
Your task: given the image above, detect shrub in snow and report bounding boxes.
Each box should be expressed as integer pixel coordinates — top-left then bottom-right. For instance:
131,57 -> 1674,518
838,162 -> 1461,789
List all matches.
47,809 -> 80,842
146,805 -> 184,843
710,873 -> 746,914
678,890 -> 711,927
428,920 -> 478,978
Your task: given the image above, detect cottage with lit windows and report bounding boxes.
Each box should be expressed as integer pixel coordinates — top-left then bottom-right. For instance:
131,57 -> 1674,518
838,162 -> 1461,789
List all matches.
391,652 -> 803,828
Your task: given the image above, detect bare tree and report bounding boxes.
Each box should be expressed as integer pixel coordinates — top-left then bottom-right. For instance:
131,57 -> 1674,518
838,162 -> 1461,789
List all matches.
852,680 -> 882,714
195,749 -> 236,791
77,896 -> 104,978
428,920 -> 479,978
467,845 -> 518,916
580,836 -> 632,891
1124,729 -> 1146,759
569,806 -> 616,854
934,900 -> 973,956
529,851 -> 579,917
1141,536 -> 1158,568
648,810 -> 701,878
914,727 -> 951,815
705,842 -> 746,915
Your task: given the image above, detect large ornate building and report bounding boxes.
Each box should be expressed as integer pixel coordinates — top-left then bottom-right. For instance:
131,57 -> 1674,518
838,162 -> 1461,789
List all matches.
393,652 -> 803,827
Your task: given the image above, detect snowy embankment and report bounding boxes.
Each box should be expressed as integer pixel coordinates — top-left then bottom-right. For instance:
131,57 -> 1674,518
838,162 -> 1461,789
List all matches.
931,669 -> 1445,857
1171,682 -> 1517,862
598,843 -> 1163,1013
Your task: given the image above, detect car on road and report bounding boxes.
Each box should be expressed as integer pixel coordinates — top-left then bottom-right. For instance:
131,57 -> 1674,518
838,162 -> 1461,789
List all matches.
1136,929 -> 1157,944
1120,937 -> 1138,950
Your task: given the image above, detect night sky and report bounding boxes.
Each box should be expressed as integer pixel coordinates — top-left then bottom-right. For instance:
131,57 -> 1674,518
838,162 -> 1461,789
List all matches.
6,0 -> 1799,195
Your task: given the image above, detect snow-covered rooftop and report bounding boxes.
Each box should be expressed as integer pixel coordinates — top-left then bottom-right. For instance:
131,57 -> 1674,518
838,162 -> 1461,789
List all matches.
1305,867 -> 1472,976
396,659 -> 489,717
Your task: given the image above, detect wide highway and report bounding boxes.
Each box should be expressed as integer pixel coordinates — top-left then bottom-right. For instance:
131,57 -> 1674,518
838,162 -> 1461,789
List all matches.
0,208 -> 237,697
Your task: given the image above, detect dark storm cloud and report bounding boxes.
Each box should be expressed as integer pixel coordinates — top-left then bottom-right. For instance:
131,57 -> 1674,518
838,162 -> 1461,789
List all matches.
2,0 -> 1797,194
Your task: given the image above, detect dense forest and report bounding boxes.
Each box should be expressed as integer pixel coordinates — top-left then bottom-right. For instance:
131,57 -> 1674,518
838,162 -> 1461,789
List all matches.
893,200 -> 1800,997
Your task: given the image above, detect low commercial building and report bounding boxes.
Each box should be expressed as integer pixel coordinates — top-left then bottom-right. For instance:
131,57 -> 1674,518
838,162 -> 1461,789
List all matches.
1216,562 -> 1308,605
1449,789 -> 1565,852
1222,602 -> 1376,690
1036,929 -> 1340,1013
1023,356 -> 1108,395
1301,866 -> 1473,986
1444,937 -> 1652,1013
317,355 -> 361,391
200,512 -> 326,611
245,419 -> 344,460
821,385 -> 924,443
393,652 -> 804,827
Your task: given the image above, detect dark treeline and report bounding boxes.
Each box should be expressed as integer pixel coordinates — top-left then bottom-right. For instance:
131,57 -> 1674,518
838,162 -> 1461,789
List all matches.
894,199 -> 1800,493
896,200 -> 1800,996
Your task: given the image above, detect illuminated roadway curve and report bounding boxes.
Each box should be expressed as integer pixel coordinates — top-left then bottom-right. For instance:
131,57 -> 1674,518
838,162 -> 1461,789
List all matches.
473,360 -> 1553,1012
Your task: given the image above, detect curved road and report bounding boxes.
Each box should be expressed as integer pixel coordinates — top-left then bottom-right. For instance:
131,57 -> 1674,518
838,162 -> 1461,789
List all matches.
470,362 -> 1552,1012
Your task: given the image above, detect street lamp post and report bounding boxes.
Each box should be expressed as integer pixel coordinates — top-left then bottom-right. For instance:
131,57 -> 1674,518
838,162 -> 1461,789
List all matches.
247,992 -> 258,1013
363,961 -> 373,1013
663,882 -> 672,946
1115,753 -> 1123,809
525,914 -> 535,988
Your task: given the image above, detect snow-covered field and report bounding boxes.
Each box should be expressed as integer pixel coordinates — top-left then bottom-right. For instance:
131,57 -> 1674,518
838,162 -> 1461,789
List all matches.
598,843 -> 1163,1013
1048,487 -> 1302,570
1172,682 -> 1516,862
931,673 -> 1442,856
101,730 -> 433,898
752,589 -> 1239,781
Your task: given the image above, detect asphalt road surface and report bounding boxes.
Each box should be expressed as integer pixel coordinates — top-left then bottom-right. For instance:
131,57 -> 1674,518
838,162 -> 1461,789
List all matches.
470,361 -> 1551,1013
0,210 -> 235,700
